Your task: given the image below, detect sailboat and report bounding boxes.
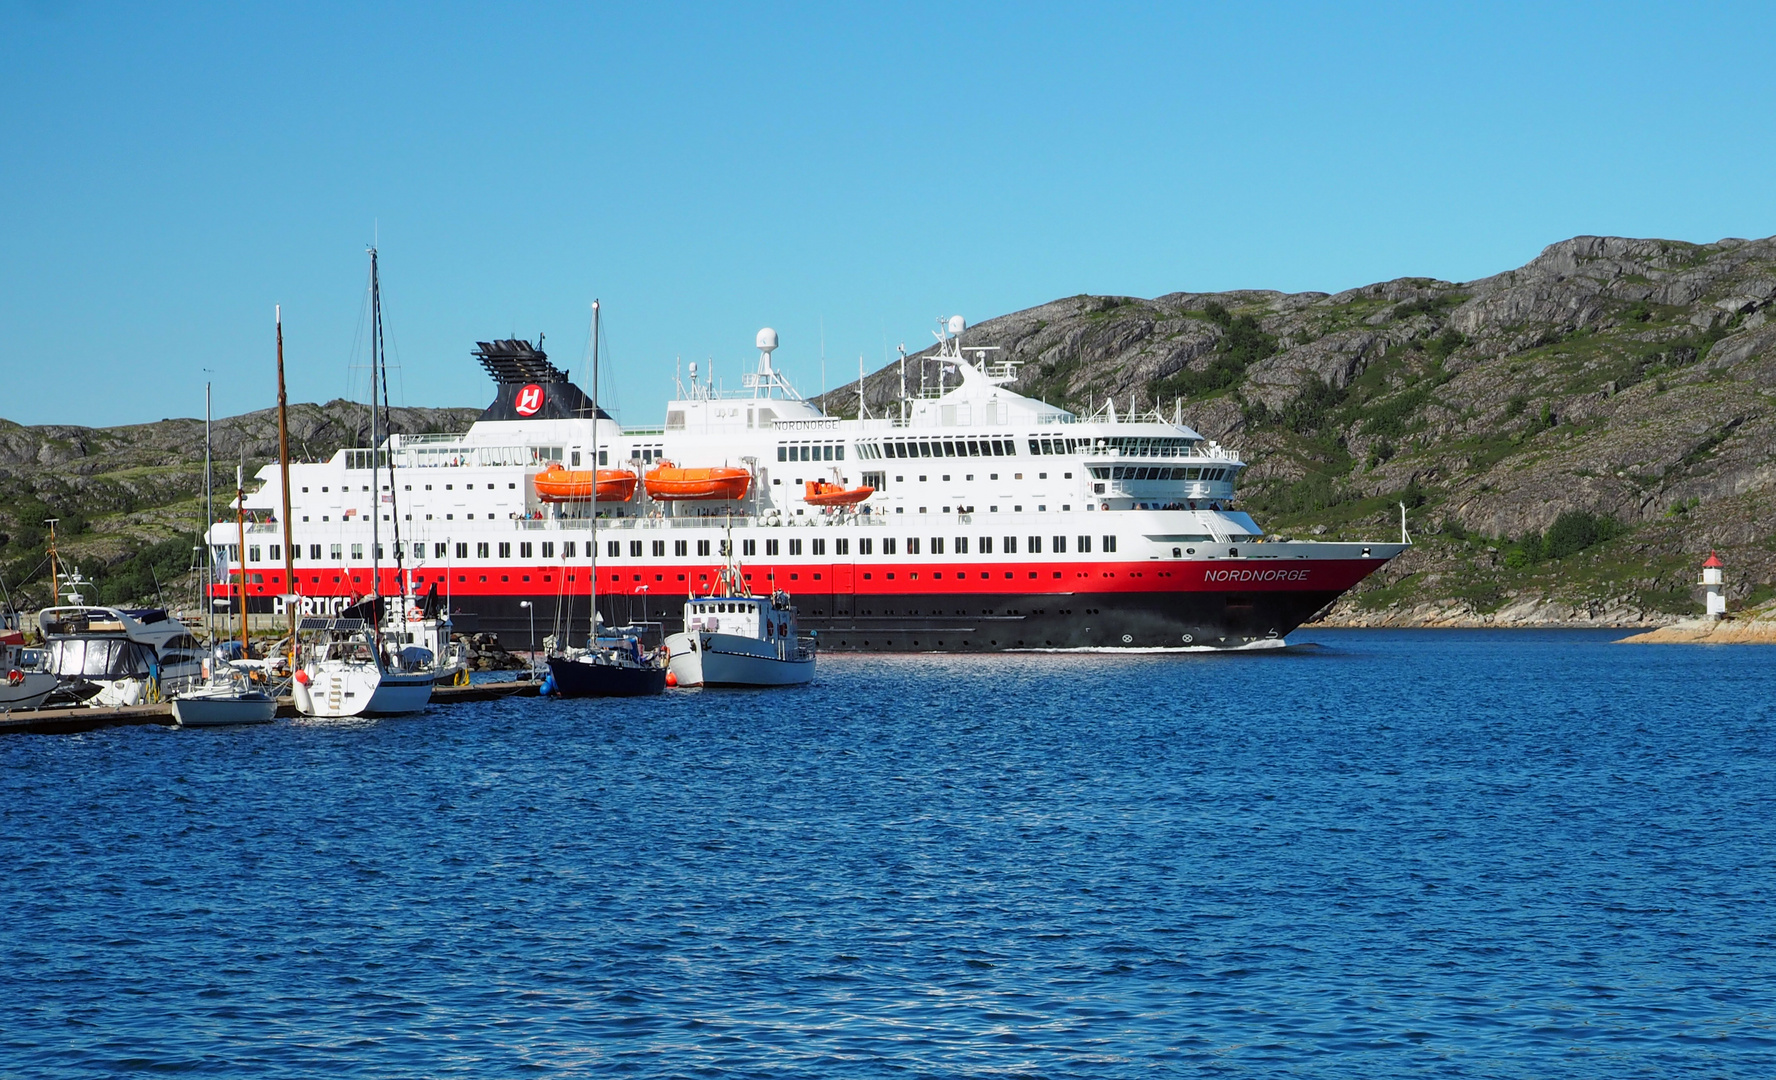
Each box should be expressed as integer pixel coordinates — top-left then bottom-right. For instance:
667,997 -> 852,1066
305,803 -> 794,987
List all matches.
292,248 -> 436,718
544,299 -> 667,698
170,389 -> 277,727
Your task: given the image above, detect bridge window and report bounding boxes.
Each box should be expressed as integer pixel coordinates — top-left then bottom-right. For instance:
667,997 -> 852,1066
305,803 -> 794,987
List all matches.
979,536 -> 992,554
766,539 -> 779,556
835,538 -> 848,555
564,541 -> 577,558
498,542 -> 512,559
883,538 -> 896,555
675,540 -> 688,557
609,541 -> 621,558
630,540 -> 643,557
930,538 -> 944,555
859,538 -> 872,555
1052,536 -> 1066,554
812,538 -> 826,556
520,542 -> 533,559
954,537 -> 968,554
743,539 -> 756,556
698,540 -> 711,556
789,539 -> 802,556
1103,535 -> 1118,553
653,540 -> 666,557
907,538 -> 920,555
1077,535 -> 1091,553
1028,536 -> 1042,554
1003,536 -> 1016,554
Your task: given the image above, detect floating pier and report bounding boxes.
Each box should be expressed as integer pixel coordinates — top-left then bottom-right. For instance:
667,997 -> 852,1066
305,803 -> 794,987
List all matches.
0,679 -> 543,735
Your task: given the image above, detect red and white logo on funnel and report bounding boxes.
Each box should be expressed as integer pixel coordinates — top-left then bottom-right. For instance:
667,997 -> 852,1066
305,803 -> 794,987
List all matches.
514,383 -> 545,417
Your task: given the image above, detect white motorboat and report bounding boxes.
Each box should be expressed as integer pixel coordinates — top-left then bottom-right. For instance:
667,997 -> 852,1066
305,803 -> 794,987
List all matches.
0,623 -> 56,712
664,564 -> 815,688
38,604 -> 206,707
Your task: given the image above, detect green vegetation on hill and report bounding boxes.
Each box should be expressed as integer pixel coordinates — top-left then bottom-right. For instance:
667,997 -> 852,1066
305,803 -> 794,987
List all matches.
818,234 -> 1776,624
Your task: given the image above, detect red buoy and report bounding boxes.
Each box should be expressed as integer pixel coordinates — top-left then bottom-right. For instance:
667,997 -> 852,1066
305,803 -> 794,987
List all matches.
664,670 -> 678,688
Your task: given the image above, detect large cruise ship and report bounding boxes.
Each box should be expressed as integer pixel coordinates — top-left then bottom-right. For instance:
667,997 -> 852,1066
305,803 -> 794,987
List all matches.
208,317 -> 1407,650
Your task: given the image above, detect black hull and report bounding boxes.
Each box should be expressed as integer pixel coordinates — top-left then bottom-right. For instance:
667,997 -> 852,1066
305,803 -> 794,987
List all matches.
411,590 -> 1350,651
545,656 -> 667,697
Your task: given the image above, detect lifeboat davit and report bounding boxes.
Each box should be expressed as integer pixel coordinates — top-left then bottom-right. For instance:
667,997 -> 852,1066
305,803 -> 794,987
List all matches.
533,464 -> 639,503
643,461 -> 751,501
802,480 -> 874,507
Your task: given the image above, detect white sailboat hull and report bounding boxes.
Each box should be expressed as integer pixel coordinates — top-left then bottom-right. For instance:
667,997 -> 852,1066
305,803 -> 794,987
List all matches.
297,661 -> 434,718
664,631 -> 815,688
171,690 -> 277,727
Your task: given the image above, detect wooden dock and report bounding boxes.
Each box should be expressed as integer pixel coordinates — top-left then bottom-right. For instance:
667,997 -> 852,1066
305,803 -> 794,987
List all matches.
0,679 -> 544,735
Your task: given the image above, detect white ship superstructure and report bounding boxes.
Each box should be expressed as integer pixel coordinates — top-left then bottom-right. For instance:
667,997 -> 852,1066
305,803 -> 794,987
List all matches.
210,319 -> 1407,650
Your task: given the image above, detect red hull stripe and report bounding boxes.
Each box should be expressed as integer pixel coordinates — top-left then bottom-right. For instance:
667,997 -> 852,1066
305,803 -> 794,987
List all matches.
218,558 -> 1381,601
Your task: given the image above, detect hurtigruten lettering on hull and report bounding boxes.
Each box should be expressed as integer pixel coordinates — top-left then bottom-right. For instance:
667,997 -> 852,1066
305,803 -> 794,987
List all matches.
208,317 -> 1408,649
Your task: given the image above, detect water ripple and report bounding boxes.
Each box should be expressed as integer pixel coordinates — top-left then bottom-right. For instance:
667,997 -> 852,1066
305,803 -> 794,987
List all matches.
3,629 -> 1774,1076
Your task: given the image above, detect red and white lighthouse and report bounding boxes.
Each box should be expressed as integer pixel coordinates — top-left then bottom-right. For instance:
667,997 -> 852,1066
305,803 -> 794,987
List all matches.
1701,551 -> 1726,619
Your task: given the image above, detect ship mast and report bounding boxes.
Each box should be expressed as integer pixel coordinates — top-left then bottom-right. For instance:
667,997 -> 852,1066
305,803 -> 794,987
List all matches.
276,307 -> 297,672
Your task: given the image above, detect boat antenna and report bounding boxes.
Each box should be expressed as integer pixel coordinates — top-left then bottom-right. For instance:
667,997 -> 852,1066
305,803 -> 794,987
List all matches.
276,305 -> 298,672
368,245 -> 385,665
1400,502 -> 1412,546
857,356 -> 868,420
819,315 -> 827,407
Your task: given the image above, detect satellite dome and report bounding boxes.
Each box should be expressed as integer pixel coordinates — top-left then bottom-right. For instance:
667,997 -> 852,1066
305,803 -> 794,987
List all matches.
756,328 -> 779,352
947,315 -> 966,336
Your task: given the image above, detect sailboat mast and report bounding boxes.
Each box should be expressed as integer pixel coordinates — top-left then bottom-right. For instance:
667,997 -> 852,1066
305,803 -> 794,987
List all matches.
276,307 -> 297,671
203,382 -> 213,646
236,463 -> 250,657
368,246 -> 383,659
589,299 -> 600,639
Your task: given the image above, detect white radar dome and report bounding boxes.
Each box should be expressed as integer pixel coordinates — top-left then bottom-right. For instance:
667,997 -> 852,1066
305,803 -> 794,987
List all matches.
947,315 -> 966,336
756,328 -> 779,352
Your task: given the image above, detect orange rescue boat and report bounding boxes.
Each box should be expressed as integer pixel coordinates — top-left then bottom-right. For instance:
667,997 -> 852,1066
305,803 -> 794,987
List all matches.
802,480 -> 875,507
644,461 -> 751,501
533,463 -> 639,503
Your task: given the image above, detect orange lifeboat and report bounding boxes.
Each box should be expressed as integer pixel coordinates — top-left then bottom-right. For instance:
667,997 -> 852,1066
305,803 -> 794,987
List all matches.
802,480 -> 874,507
533,463 -> 639,503
643,461 -> 751,501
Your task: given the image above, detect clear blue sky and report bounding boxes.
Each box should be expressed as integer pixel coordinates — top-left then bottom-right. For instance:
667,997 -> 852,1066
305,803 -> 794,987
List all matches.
3,2 -> 1773,427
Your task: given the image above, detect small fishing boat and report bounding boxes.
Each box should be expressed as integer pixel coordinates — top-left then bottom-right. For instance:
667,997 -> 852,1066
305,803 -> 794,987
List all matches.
801,479 -> 874,507
664,563 -> 815,688
533,463 -> 639,503
643,461 -> 751,501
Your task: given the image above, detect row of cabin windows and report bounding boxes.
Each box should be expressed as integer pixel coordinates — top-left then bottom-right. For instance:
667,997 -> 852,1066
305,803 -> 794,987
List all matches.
1088,465 -> 1233,481
250,533 -> 1119,564
1031,437 -> 1202,456
878,437 -> 1016,460
778,443 -> 845,461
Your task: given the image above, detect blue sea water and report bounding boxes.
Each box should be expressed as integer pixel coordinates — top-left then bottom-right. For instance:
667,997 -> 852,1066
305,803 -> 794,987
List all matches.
3,629 -> 1774,1077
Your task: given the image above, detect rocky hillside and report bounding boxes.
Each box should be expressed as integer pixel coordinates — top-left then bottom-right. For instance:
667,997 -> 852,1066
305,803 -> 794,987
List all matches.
0,402 -> 477,610
816,235 -> 1776,625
